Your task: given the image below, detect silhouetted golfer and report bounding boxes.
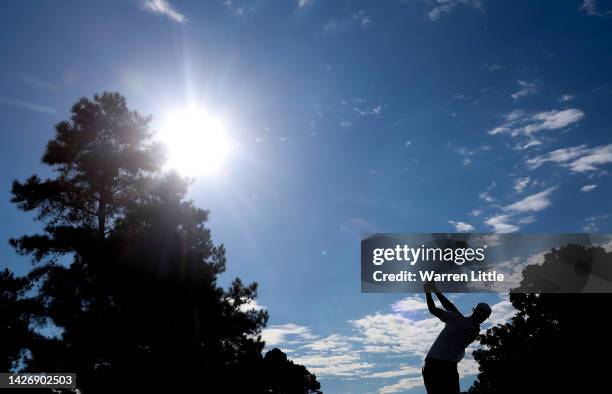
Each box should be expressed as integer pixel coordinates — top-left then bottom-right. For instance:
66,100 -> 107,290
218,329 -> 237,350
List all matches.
423,281 -> 491,394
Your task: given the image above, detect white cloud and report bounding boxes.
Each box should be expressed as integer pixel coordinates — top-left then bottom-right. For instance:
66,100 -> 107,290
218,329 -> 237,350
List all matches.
265,295 -> 516,388
579,0 -> 601,16
353,11 -> 372,27
479,192 -> 495,203
511,80 -> 539,100
355,105 -> 383,116
364,365 -> 422,379
300,334 -> 353,353
485,214 -> 519,233
235,298 -> 265,312
339,120 -> 352,128
449,220 -> 475,232
298,0 -> 312,8
513,177 -> 531,193
523,109 -> 584,134
427,0 -> 483,22
142,0 -> 186,23
584,214 -> 611,232
291,352 -> 374,377
469,209 -> 483,217
559,94 -> 575,102
568,144 -> 612,172
581,184 -> 598,192
391,296 -> 428,313
261,323 -> 317,346
379,377 -> 423,393
224,0 -> 256,16
526,144 -> 589,168
526,143 -> 612,173
488,109 -> 584,137
484,297 -> 515,327
503,187 -> 556,213
514,139 -> 543,150
505,109 -> 525,122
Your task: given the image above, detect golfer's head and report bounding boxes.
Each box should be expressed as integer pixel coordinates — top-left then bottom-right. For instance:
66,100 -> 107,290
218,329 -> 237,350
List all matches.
471,302 -> 492,324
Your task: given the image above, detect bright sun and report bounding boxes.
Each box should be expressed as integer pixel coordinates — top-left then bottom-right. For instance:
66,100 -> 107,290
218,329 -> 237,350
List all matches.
158,108 -> 233,177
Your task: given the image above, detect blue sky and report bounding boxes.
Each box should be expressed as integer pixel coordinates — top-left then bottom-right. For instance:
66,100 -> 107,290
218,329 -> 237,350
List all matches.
1,1 -> 612,392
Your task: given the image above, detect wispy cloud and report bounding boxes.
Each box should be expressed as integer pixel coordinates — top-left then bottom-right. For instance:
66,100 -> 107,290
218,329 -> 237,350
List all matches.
483,188 -> 556,232
364,365 -> 422,379
261,323 -> 317,346
354,104 -> 383,116
503,187 -> 556,213
479,191 -> 495,203
141,0 -> 186,23
224,0 -> 257,16
379,377 -> 424,393
526,143 -> 612,173
559,93 -> 575,102
426,0 -> 483,22
583,214 -> 611,232
449,220 -> 475,232
0,96 -> 57,115
513,177 -> 531,193
484,63 -> 504,71
510,80 -> 539,100
488,108 -> 584,140
14,73 -> 60,91
391,296 -> 428,313
580,184 -> 598,192
263,295 -> 513,391
352,11 -> 372,28
579,0 -> 607,16
298,0 -> 312,8
291,352 -> 374,377
485,214 -> 519,233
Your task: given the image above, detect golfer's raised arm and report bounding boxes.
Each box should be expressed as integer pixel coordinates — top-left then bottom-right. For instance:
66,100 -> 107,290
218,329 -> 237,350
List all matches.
434,290 -> 460,315
425,283 -> 443,319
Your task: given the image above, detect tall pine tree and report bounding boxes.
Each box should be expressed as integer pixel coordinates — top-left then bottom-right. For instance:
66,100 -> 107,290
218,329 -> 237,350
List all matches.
10,92 -> 321,393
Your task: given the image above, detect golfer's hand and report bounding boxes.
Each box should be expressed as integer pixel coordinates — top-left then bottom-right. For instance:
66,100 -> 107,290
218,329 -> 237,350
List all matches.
424,281 -> 436,293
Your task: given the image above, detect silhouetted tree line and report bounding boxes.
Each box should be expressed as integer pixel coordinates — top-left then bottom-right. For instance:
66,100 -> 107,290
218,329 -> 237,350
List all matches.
1,92 -> 321,393
469,244 -> 612,393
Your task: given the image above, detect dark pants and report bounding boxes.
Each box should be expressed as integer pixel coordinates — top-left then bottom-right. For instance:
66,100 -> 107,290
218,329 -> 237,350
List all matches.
422,358 -> 460,394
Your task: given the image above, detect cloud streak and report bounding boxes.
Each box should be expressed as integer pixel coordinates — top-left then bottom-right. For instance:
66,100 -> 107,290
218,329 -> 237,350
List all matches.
142,0 -> 186,23
526,143 -> 612,173
503,187 -> 556,213
510,80 -> 539,100
0,96 -> 57,115
488,108 -> 584,137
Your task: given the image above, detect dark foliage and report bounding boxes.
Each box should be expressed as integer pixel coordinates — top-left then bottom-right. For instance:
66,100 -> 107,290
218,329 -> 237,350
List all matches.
469,244 -> 612,393
0,269 -> 38,372
3,92 -> 321,393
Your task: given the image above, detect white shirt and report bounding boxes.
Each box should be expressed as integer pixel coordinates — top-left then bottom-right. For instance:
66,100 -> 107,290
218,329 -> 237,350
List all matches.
426,310 -> 480,362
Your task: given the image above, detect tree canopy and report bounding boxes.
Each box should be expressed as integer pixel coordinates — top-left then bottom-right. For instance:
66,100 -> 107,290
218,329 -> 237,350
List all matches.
469,244 -> 611,393
4,92 -> 321,393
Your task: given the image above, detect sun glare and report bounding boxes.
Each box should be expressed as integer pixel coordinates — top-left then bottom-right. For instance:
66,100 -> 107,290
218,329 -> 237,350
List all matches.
158,108 -> 233,177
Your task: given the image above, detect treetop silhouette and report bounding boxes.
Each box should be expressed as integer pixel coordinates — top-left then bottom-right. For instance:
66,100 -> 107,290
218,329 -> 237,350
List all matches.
5,92 -> 321,393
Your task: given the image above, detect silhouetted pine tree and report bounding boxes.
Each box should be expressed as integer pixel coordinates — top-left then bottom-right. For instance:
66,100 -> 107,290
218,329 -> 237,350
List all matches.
8,92 -> 321,393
